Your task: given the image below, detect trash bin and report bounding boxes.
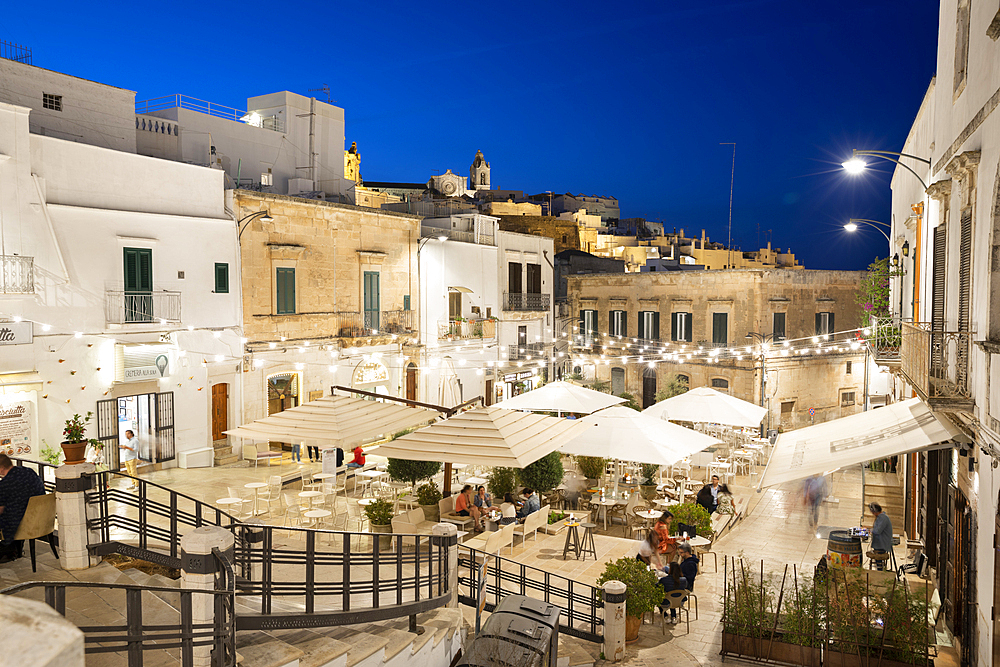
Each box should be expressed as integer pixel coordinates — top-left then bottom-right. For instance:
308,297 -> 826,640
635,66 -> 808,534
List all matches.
458,594 -> 561,667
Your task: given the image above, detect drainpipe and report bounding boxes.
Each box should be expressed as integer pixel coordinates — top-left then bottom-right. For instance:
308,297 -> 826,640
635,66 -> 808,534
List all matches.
912,203 -> 923,321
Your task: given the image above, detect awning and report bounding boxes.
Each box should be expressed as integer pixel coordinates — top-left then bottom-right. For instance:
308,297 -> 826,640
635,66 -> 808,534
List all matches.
373,406 -> 592,468
225,394 -> 443,447
757,398 -> 966,490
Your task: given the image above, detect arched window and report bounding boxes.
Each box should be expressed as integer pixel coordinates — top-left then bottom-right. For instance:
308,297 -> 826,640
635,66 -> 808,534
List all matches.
711,378 -> 729,390
677,374 -> 689,386
480,173 -> 486,185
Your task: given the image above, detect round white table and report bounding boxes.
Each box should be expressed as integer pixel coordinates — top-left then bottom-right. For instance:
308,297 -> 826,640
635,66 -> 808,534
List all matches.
357,498 -> 377,506
676,534 -> 711,548
313,472 -> 336,481
357,470 -> 385,497
303,508 -> 332,527
465,476 -> 487,486
245,482 -> 268,515
216,497 -> 242,513
636,509 -> 661,520
298,490 -> 324,507
653,499 -> 679,509
597,499 -> 618,530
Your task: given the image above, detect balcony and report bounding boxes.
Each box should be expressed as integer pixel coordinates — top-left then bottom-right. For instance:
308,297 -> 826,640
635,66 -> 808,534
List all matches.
333,310 -> 414,338
421,227 -> 495,246
1,255 -> 34,294
503,292 -> 551,312
438,319 -> 497,341
508,342 -> 547,360
899,322 -> 974,411
867,316 -> 910,366
106,290 -> 181,324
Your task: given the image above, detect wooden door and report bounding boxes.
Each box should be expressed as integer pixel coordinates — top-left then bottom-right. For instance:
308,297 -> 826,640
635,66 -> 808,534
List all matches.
642,366 -> 656,408
211,384 -> 228,441
405,364 -> 417,402
485,379 -> 494,406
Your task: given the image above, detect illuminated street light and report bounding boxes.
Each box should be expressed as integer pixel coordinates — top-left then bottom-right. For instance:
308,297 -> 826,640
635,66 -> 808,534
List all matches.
842,149 -> 930,189
842,158 -> 867,174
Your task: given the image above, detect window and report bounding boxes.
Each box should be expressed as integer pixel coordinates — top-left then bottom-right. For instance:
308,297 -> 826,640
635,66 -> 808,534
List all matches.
841,391 -> 856,407
712,312 -> 728,347
638,311 -> 660,341
508,262 -> 522,293
403,294 -> 411,311
526,264 -> 542,294
275,267 -> 295,314
846,361 -> 852,375
42,93 -> 62,111
610,310 -> 627,337
214,263 -> 229,293
815,312 -> 834,336
611,367 -> 625,395
772,312 -> 786,340
518,325 -> 527,346
711,378 -> 729,390
781,401 -> 795,417
671,312 -> 692,342
363,271 -> 380,331
449,291 -> 462,320
123,247 -> 153,323
579,309 -> 597,346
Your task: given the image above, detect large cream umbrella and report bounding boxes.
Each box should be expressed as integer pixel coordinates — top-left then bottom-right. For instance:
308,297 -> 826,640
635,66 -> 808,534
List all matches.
641,386 -> 767,427
494,380 -> 626,416
374,406 -> 592,468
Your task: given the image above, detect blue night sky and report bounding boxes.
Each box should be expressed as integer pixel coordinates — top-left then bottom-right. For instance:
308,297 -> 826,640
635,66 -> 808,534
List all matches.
2,1 -> 939,270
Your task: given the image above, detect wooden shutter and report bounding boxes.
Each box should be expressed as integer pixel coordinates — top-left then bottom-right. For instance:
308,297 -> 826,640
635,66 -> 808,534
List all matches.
815,312 -> 822,335
773,312 -> 786,339
652,313 -> 660,341
526,264 -> 541,294
931,225 -> 947,369
124,248 -> 152,293
508,262 -> 522,294
215,263 -> 229,293
828,313 -> 835,335
276,268 -> 295,314
671,312 -> 679,341
713,313 -> 728,346
957,210 -> 972,385
684,313 -> 692,342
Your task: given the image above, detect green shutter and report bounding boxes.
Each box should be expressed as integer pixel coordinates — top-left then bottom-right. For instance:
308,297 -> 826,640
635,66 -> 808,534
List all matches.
652,313 -> 660,341
215,263 -> 229,293
685,314 -> 692,342
276,267 -> 295,314
124,247 -> 152,293
713,313 -> 728,346
671,313 -> 678,341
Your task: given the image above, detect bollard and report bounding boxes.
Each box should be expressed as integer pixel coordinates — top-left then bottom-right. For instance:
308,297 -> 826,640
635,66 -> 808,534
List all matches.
432,522 -> 459,608
181,526 -> 235,667
54,462 -> 99,570
5,596 -> 85,667
602,580 -> 627,663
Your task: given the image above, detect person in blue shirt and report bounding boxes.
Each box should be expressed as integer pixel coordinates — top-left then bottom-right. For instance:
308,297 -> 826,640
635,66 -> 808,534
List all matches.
660,562 -> 689,624
678,542 -> 700,590
0,454 -> 46,562
869,502 -> 893,570
517,488 -> 540,519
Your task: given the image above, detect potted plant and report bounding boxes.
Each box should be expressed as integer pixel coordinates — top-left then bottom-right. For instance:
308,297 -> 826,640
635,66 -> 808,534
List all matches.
62,412 -> 100,465
670,502 -> 713,538
39,439 -> 63,467
364,498 -> 395,551
575,456 -> 607,486
596,556 -> 664,641
515,451 -> 564,494
416,481 -> 443,522
487,466 -> 518,499
639,463 -> 659,500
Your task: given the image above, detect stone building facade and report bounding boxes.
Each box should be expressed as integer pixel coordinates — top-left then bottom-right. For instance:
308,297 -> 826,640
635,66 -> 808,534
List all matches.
565,269 -> 866,430
235,191 -> 421,424
496,215 -> 600,255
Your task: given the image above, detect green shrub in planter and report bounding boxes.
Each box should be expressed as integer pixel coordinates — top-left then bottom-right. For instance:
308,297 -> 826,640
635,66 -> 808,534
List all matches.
386,458 -> 441,486
416,481 -> 442,507
575,455 -> 607,481
640,463 -> 659,486
516,451 -> 564,494
596,556 -> 663,619
364,498 -> 395,526
487,466 -> 518,498
670,502 -> 713,537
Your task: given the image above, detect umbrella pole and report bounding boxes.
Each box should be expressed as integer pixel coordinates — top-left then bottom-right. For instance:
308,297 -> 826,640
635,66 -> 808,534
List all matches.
613,459 -> 620,498
444,462 -> 453,497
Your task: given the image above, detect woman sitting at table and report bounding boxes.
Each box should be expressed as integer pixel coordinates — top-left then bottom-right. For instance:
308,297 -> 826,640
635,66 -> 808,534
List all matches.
653,511 -> 678,560
499,493 -> 519,526
474,485 -> 499,516
659,562 -> 689,623
715,484 -> 735,515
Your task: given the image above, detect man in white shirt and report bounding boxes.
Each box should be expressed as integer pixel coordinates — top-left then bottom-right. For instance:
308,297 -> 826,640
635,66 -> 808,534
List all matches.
120,430 -> 140,490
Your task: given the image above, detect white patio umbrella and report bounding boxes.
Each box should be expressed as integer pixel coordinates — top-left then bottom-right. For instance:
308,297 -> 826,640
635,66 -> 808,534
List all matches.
641,386 -> 767,427
561,406 -> 723,497
494,380 -> 626,415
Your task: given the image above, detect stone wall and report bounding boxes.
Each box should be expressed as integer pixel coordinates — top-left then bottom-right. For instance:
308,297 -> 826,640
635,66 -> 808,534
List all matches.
496,215 -> 598,254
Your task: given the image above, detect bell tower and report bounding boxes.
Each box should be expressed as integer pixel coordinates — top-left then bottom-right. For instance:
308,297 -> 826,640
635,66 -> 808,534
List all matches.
470,149 -> 490,191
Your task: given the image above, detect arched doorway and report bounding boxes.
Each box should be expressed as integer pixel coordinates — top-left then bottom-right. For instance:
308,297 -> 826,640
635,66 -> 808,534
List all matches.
267,372 -> 299,416
642,366 -> 656,409
611,367 -> 625,396
406,363 -> 418,402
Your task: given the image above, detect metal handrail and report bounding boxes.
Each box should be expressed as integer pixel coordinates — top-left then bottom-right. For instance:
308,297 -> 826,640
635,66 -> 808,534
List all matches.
458,545 -> 603,642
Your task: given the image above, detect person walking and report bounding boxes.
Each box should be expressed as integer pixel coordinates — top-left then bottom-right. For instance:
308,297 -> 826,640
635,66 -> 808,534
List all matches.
120,430 -> 140,490
869,502 -> 893,570
696,475 -> 720,513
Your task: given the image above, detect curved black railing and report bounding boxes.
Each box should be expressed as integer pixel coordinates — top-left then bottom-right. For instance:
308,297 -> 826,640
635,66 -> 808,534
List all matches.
1,548 -> 236,667
12,456 -> 59,492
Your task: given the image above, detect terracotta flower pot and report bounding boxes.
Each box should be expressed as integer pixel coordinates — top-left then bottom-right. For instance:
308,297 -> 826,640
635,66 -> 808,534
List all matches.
61,440 -> 88,465
625,614 -> 642,641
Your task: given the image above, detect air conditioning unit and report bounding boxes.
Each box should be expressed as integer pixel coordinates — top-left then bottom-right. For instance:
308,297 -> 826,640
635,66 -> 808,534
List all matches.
261,173 -> 273,186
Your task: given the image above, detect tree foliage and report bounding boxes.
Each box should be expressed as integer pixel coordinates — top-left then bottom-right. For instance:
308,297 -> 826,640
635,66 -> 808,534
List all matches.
655,374 -> 689,402
618,392 -> 641,411
487,466 -> 518,498
516,451 -> 564,493
386,458 -> 441,486
855,257 -> 891,327
596,557 -> 664,619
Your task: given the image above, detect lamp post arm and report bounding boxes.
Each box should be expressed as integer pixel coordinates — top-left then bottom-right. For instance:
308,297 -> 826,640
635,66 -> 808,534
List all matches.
849,221 -> 891,244
849,218 -> 892,230
237,211 -> 271,240
853,149 -> 931,166
853,151 -> 928,189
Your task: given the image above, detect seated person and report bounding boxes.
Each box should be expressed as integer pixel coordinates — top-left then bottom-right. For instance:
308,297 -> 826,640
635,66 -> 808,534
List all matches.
474,485 -> 499,516
678,542 -> 700,590
715,483 -> 735,515
653,511 -> 678,559
498,493 -> 519,525
660,562 -> 689,623
454,485 -> 483,531
517,488 -> 540,519
0,453 -> 46,562
696,475 -> 721,514
347,446 -> 365,469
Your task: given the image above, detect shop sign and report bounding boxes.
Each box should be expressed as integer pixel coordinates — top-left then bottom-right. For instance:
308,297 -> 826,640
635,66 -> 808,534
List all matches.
502,371 -> 536,382
0,322 -> 32,345
0,399 -> 32,455
123,354 -> 170,381
353,360 -> 389,385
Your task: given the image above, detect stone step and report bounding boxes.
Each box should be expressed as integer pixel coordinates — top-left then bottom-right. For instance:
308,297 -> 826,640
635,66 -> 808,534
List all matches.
213,439 -> 230,450
236,630 -> 305,667
216,453 -> 240,466
214,444 -> 234,457
308,628 -> 389,667
260,629 -> 352,667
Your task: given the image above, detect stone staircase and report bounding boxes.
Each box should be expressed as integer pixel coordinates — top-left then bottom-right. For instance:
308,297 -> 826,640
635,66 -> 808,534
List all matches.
861,471 -> 904,531
215,438 -> 240,467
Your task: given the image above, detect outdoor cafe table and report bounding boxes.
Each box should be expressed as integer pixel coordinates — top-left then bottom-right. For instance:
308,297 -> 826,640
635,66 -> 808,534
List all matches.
653,499 -> 679,510
675,535 -> 711,548
244,482 -> 268,515
216,497 -> 242,514
596,499 -> 618,531
303,508 -> 332,527
298,490 -> 324,507
313,472 -> 336,481
464,476 -> 488,486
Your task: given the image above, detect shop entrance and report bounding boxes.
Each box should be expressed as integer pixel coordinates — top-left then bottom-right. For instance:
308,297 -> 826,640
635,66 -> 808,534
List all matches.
268,372 -> 299,416
96,392 -> 175,470
642,366 -> 656,409
211,383 -> 228,442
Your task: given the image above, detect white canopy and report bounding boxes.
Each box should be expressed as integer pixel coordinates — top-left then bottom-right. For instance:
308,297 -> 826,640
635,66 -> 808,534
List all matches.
225,394 -> 442,447
494,381 -> 626,415
560,406 -> 723,466
757,398 -> 966,490
642,386 -> 768,427
373,406 -> 592,468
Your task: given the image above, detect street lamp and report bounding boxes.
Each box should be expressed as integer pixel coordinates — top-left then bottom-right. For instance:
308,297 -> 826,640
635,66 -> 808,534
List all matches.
844,218 -> 891,244
745,332 -> 774,435
237,210 -> 274,239
841,149 -> 931,189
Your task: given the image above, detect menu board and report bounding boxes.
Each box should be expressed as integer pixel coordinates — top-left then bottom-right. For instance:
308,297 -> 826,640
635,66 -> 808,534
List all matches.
0,398 -> 32,456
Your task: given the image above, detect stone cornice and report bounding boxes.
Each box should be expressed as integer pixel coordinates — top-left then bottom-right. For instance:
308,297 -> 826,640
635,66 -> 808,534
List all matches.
357,250 -> 387,264
945,150 -> 981,181
925,179 -> 952,201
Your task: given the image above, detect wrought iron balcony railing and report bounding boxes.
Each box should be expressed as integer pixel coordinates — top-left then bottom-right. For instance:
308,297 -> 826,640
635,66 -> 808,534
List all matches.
332,310 -> 414,337
508,342 -> 547,360
1,255 -> 34,294
503,292 -> 551,312
899,322 -> 974,409
867,316 -> 910,364
105,290 -> 181,324
438,319 -> 497,340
